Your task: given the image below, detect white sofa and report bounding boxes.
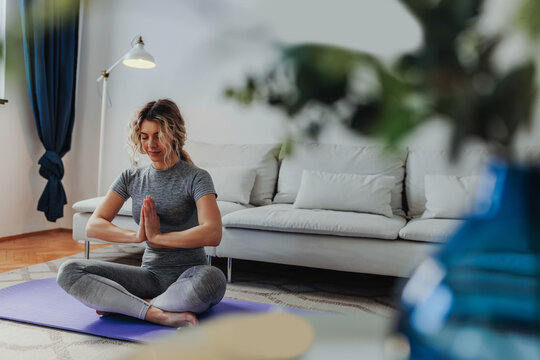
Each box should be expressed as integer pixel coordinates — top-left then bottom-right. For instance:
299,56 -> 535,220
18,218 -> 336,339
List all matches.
72,141 -> 496,281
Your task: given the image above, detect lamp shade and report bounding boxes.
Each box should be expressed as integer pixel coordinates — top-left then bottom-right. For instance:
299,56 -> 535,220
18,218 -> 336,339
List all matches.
122,42 -> 156,69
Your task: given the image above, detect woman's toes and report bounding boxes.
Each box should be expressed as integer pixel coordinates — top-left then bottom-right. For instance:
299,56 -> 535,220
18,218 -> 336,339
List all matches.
145,306 -> 199,328
179,312 -> 198,327
171,312 -> 198,328
96,310 -> 113,316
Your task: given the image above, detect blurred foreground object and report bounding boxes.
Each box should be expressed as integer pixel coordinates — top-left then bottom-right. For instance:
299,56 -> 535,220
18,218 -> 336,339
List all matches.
394,160 -> 540,359
124,311 -> 392,360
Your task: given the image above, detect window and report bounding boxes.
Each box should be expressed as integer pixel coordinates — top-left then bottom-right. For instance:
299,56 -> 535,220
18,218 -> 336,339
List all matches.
0,0 -> 6,104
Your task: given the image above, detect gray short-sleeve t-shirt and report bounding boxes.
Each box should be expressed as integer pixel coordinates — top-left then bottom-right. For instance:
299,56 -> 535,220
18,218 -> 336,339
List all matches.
110,160 -> 216,234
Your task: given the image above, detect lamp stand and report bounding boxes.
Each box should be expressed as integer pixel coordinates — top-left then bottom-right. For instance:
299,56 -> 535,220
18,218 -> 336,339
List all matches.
97,71 -> 109,196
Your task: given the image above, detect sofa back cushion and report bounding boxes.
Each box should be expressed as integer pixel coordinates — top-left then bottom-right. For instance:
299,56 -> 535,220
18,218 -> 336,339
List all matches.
293,170 -> 395,217
184,141 -> 281,206
273,143 -> 408,215
405,149 -> 488,218
204,166 -> 257,205
422,175 -> 480,219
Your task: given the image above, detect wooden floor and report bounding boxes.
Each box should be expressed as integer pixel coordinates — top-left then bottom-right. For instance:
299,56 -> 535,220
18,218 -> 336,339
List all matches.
0,229 -> 110,273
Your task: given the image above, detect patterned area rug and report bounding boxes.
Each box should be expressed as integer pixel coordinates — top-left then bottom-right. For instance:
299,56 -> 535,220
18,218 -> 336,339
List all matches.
0,245 -> 400,359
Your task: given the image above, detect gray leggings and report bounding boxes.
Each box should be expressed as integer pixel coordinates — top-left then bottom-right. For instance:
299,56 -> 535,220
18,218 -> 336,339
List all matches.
56,246 -> 226,320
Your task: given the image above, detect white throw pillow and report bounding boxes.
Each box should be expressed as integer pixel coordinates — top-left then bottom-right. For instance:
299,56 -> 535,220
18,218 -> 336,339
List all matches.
293,170 -> 395,217
185,141 -> 281,206
204,166 -> 257,205
405,148 -> 487,217
422,175 -> 479,219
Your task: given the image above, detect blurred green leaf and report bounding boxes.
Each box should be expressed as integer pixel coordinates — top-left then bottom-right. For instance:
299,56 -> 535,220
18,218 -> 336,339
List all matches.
283,45 -> 357,105
281,136 -> 295,157
399,0 -> 483,72
516,0 -> 540,41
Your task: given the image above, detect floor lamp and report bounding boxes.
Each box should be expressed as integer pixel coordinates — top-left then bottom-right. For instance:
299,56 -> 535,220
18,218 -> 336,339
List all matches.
95,36 -> 156,196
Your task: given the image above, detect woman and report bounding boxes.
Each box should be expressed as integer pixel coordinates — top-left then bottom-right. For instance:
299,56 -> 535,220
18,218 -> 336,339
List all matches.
57,99 -> 226,327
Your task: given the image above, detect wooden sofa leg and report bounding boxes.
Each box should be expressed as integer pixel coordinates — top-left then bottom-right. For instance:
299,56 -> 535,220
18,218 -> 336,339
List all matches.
207,255 -> 212,266
227,257 -> 232,283
85,241 -> 90,259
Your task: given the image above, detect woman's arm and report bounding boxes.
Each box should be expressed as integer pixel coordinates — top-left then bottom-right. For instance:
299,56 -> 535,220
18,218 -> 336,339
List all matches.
86,190 -> 146,244
144,194 -> 222,248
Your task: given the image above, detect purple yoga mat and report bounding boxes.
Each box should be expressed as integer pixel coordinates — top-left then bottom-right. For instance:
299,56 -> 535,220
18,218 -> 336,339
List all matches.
0,278 -> 307,342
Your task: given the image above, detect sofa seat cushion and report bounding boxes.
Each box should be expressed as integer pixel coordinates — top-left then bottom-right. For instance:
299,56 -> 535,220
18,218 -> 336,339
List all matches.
73,197 -> 250,217
222,204 -> 406,239
398,218 -> 463,243
217,201 -> 254,216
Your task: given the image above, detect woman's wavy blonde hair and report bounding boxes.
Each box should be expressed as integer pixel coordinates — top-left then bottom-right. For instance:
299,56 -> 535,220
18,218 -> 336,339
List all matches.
128,99 -> 193,167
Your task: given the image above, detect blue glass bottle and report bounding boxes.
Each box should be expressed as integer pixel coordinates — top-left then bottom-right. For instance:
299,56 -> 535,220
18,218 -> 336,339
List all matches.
394,159 -> 540,360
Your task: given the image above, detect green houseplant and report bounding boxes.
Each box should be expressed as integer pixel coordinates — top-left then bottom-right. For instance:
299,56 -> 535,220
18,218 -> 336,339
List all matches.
226,0 -> 540,158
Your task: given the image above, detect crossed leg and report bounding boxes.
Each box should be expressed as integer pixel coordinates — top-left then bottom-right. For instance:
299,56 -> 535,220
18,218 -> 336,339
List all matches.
150,265 -> 227,313
57,259 -> 196,326
57,260 -> 226,327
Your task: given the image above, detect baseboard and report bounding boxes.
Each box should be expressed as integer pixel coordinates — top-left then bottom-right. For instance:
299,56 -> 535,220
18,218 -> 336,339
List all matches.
0,228 -> 72,242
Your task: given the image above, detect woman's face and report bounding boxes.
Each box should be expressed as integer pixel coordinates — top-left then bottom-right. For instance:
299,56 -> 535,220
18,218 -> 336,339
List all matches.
140,120 -> 168,169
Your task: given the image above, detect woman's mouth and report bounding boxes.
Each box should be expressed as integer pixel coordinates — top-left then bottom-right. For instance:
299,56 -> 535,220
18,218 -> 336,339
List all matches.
148,151 -> 161,156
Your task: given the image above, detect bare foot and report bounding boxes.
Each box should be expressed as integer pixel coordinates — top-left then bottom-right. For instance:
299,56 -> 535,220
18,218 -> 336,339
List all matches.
144,305 -> 198,328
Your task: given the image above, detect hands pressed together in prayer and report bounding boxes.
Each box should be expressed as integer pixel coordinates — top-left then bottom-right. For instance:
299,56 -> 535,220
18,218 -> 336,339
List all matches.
136,195 -> 161,244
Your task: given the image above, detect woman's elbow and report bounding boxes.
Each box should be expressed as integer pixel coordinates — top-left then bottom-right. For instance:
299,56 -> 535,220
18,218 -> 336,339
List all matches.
85,217 -> 101,238
208,225 -> 222,247
85,221 -> 95,238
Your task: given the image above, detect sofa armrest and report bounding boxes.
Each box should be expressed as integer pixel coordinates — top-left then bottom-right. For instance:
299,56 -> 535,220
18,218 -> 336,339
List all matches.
73,197 -> 133,216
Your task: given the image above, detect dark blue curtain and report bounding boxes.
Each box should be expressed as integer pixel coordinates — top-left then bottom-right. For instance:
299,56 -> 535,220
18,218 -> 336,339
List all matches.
20,0 -> 79,222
